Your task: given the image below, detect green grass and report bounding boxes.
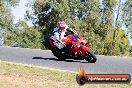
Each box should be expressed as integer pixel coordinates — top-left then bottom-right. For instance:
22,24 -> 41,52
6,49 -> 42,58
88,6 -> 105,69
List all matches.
0,60 -> 132,88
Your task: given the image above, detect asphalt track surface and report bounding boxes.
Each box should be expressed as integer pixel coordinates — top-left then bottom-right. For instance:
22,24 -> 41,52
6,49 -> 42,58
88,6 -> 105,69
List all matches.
0,46 -> 132,77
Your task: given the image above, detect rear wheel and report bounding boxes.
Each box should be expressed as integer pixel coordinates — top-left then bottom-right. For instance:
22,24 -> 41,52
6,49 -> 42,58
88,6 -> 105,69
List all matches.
51,48 -> 66,61
85,50 -> 97,63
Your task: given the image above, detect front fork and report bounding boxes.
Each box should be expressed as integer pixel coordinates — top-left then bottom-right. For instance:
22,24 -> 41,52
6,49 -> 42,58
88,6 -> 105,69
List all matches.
72,44 -> 89,59
81,45 -> 89,55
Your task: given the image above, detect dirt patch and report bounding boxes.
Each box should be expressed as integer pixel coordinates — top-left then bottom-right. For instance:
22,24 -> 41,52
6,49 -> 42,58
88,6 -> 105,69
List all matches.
0,74 -> 74,88
0,74 -> 44,85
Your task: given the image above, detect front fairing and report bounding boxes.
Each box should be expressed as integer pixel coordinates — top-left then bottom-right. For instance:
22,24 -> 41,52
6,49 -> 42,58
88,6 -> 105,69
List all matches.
62,34 -> 87,45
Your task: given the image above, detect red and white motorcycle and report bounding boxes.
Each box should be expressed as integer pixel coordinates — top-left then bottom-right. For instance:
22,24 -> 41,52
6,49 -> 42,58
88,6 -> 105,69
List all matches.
44,32 -> 97,63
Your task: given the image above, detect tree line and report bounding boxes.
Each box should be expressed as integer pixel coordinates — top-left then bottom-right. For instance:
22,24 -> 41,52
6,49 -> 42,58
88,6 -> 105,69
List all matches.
0,0 -> 132,56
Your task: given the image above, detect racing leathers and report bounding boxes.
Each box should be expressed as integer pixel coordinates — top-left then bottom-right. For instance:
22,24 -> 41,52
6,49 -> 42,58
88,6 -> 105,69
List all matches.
51,27 -> 76,49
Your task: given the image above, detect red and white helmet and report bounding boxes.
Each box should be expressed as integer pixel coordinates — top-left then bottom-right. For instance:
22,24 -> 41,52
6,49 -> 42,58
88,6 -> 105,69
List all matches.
57,21 -> 67,30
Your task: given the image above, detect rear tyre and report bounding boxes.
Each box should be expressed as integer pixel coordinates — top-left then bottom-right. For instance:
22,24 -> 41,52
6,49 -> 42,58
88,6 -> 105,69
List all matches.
51,48 -> 66,61
85,50 -> 97,63
57,55 -> 65,61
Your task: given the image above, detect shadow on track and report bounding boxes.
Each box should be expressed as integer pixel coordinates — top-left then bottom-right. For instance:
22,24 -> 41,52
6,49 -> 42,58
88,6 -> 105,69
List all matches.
33,57 -> 57,61
32,57 -> 88,63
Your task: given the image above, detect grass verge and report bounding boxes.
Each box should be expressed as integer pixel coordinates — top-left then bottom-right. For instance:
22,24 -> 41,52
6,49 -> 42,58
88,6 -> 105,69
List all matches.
0,60 -> 132,88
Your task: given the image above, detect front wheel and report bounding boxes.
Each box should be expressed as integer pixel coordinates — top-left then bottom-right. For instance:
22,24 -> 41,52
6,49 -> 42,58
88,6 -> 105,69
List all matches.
85,50 -> 97,63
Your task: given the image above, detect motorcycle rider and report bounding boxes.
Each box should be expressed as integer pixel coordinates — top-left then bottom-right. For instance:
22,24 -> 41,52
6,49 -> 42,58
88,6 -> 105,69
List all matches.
51,20 -> 77,50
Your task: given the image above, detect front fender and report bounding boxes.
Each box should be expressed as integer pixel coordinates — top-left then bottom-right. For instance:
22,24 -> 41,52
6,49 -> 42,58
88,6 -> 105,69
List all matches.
81,45 -> 89,55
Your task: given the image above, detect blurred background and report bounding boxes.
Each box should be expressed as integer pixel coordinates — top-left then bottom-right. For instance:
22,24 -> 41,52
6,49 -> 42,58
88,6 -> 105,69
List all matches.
0,0 -> 132,56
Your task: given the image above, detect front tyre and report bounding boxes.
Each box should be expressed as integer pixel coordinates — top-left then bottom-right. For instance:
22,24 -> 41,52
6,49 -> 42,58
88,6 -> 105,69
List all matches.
85,50 -> 97,63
